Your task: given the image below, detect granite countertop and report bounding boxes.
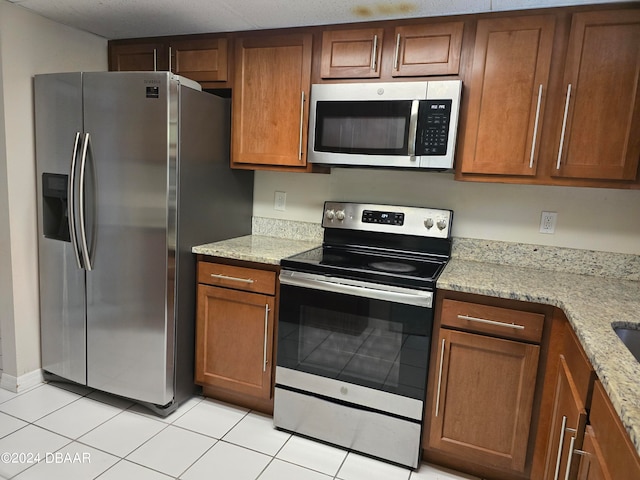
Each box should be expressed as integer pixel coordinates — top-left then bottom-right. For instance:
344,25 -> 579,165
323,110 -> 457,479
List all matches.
192,234 -> 320,265
438,258 -> 640,456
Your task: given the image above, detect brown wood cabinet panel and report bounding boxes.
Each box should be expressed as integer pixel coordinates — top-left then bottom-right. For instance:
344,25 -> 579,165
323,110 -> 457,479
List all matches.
170,37 -> 228,83
109,42 -> 168,72
392,22 -> 463,77
577,426 -> 608,480
232,33 -> 312,169
542,355 -> 589,480
198,262 -> 276,295
579,381 -> 640,480
460,15 -> 556,176
553,9 -> 640,180
428,329 -> 540,473
195,284 -> 275,399
320,28 -> 383,79
441,298 -> 544,343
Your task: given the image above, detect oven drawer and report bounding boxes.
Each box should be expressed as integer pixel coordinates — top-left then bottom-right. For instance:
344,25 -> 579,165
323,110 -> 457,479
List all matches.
198,262 -> 276,295
441,299 -> 544,343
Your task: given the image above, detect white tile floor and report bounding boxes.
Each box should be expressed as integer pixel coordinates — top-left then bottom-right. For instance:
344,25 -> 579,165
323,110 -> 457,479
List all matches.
0,382 -> 479,480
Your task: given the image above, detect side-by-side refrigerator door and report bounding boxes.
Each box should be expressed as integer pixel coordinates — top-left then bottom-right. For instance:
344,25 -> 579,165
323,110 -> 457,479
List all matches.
82,72 -> 175,406
34,73 -> 87,385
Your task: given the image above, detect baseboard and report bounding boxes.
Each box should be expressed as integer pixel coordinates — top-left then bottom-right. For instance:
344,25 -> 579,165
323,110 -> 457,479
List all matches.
0,369 -> 44,393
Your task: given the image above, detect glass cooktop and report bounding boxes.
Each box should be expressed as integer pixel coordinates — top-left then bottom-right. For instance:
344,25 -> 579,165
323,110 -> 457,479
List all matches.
281,245 -> 446,290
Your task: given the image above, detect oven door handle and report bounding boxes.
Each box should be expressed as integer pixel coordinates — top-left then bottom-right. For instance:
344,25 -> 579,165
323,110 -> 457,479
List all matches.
279,271 -> 433,308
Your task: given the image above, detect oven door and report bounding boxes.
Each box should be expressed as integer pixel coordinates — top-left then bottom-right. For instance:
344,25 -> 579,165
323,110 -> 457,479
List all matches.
276,270 -> 433,405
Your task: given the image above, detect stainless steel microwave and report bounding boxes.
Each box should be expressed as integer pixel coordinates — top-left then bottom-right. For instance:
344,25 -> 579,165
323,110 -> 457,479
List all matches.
308,80 -> 462,169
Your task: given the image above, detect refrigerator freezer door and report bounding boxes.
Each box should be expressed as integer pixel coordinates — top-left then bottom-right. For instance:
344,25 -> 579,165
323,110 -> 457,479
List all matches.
82,72 -> 176,405
35,73 -> 87,385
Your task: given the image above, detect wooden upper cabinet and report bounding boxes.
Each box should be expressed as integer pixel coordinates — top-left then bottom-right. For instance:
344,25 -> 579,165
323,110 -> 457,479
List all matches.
321,28 -> 384,78
170,37 -> 228,83
109,41 -> 169,72
553,9 -> 640,181
392,22 -> 463,77
231,33 -> 312,169
459,15 -> 556,176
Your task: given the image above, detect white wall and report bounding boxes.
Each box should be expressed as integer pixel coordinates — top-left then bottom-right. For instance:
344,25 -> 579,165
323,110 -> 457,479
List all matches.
254,169 -> 640,255
0,0 -> 107,387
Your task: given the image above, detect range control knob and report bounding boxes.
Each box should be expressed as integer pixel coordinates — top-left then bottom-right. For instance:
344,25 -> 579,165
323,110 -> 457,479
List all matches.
325,209 -> 336,220
335,210 -> 346,221
437,219 -> 448,231
424,218 -> 434,229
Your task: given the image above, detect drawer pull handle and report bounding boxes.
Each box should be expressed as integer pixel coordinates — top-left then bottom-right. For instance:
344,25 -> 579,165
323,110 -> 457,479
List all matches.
371,34 -> 379,71
210,273 -> 254,284
457,314 -> 525,330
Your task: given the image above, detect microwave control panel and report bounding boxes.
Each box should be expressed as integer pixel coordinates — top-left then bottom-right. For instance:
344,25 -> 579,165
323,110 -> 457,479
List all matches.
416,100 -> 452,156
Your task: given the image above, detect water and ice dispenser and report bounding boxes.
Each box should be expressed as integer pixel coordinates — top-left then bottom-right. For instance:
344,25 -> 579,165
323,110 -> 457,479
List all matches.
42,173 -> 70,242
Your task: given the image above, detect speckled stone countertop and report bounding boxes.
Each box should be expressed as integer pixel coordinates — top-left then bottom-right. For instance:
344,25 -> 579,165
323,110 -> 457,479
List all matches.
192,235 -> 319,265
438,258 -> 640,457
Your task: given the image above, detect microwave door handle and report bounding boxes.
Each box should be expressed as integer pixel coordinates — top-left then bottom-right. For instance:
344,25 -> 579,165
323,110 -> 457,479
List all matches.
407,100 -> 420,158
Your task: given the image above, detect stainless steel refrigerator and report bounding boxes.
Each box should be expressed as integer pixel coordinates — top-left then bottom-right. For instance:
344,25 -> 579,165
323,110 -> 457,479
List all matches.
34,72 -> 253,414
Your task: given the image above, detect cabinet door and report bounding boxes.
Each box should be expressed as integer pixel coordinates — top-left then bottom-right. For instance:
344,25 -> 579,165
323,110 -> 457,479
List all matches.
392,22 -> 463,77
581,381 -> 640,480
320,28 -> 383,78
554,9 -> 640,180
232,33 -> 312,168
428,329 -> 540,473
459,15 -> 555,176
109,42 -> 168,72
195,284 -> 275,399
577,427 -> 609,480
542,356 -> 588,480
170,37 -> 228,83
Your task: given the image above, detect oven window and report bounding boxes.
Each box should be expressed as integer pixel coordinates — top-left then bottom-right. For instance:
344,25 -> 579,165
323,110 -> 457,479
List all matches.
277,284 -> 432,400
314,101 -> 412,155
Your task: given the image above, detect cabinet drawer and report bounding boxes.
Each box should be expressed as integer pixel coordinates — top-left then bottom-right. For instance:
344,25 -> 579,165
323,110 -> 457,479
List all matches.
198,262 -> 276,295
441,299 -> 544,343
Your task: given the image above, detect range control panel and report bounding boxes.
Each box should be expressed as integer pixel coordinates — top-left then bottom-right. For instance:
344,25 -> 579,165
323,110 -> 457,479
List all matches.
323,202 -> 452,239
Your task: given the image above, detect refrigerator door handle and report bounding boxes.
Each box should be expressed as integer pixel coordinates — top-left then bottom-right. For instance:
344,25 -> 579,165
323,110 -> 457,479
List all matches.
78,132 -> 93,271
68,132 -> 84,269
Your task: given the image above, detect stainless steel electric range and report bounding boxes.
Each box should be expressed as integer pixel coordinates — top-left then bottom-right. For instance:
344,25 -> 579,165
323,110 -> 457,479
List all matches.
273,201 -> 453,469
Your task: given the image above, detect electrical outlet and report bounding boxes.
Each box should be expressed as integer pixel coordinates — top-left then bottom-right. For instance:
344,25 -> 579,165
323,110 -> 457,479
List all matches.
274,191 -> 286,211
539,211 -> 557,234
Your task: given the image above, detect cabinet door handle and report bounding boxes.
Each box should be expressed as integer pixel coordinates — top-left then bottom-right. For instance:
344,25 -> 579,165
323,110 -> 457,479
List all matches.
553,415 -> 568,480
529,84 -> 543,169
556,84 -> 572,170
457,314 -> 525,330
435,338 -> 445,417
210,273 -> 254,284
263,304 -> 270,372
371,35 -> 379,71
393,33 -> 401,70
564,435 -> 577,480
169,46 -> 173,73
298,91 -> 305,161
153,48 -> 157,72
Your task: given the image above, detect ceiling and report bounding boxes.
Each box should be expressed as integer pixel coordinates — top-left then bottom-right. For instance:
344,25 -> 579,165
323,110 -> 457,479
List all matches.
7,0 -> 634,39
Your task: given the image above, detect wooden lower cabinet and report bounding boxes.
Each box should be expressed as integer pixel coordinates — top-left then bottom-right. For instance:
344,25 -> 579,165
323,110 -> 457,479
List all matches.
576,381 -> 640,480
424,294 -> 549,479
428,329 -> 540,473
195,260 -> 277,412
